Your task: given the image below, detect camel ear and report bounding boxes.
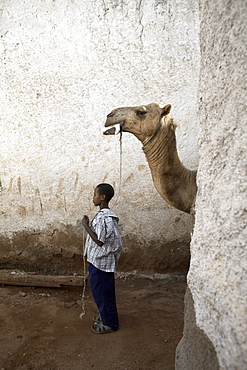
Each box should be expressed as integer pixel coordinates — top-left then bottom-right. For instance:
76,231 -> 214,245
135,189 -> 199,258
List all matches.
161,104 -> 172,117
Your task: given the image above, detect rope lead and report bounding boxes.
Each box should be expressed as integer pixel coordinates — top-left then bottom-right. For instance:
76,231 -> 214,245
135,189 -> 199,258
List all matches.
79,227 -> 87,319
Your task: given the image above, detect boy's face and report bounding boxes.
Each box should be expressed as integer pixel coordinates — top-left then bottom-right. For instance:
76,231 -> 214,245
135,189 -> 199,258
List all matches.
93,188 -> 104,206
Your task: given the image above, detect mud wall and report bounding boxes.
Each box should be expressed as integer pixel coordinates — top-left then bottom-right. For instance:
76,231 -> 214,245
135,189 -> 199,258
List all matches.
176,0 -> 246,368
0,0 -> 199,274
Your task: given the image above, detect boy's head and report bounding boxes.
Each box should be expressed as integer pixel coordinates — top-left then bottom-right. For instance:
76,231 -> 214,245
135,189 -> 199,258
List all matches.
95,183 -> 115,203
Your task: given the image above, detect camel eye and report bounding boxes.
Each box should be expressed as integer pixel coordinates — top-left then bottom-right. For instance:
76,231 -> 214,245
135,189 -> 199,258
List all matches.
136,110 -> 147,118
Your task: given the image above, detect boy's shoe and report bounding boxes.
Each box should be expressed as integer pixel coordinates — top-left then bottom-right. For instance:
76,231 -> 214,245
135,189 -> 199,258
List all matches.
93,314 -> 102,323
91,322 -> 116,334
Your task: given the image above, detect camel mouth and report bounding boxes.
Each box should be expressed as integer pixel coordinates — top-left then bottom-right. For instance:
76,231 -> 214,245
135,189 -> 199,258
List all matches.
103,124 -> 122,135
103,121 -> 123,135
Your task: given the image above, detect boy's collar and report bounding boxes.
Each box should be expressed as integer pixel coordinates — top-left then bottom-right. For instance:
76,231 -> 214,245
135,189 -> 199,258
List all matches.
98,208 -> 110,213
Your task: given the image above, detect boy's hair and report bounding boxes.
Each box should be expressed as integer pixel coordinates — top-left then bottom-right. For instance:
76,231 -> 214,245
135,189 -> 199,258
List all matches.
96,183 -> 114,202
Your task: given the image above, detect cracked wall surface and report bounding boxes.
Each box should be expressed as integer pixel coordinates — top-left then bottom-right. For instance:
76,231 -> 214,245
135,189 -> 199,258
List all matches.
176,0 -> 247,368
0,0 -> 199,273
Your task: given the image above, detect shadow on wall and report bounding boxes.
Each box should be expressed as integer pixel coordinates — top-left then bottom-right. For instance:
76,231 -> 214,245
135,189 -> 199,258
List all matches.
0,223 -> 190,275
175,287 -> 219,369
0,224 -> 85,275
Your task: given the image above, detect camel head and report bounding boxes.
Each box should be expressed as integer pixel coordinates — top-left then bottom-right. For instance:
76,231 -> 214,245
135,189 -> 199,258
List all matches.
104,103 -> 172,145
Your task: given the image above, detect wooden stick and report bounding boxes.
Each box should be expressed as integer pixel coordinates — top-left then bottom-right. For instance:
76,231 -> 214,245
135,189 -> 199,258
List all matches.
0,273 -> 86,288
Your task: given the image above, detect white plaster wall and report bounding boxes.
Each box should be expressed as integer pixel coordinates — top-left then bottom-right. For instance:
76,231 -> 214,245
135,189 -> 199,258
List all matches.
187,0 -> 247,368
0,0 -> 199,269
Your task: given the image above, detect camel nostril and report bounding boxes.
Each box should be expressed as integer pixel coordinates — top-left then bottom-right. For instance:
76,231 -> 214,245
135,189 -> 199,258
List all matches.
107,112 -> 114,117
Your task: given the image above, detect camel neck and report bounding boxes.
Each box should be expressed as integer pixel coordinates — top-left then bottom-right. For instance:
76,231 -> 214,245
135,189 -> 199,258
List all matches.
143,124 -> 180,168
142,124 -> 197,213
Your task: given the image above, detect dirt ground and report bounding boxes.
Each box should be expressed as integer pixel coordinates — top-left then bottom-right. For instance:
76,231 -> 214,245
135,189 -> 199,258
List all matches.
0,276 -> 186,370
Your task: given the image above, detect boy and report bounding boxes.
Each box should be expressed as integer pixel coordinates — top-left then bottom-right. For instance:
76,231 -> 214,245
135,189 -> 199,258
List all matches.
82,183 -> 122,334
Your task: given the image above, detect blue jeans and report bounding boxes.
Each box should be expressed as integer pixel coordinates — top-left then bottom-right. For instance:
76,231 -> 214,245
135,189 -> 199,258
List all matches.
89,263 -> 119,330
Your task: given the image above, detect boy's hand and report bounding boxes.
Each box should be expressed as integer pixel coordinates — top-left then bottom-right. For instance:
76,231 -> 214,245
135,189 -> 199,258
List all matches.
81,215 -> 103,247
82,215 -> 89,228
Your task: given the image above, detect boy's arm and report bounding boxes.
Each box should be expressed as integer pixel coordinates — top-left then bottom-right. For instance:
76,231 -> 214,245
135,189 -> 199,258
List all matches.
82,215 -> 104,246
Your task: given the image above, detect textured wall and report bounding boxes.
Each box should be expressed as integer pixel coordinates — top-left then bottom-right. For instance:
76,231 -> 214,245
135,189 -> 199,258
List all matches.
176,0 -> 247,368
0,0 -> 199,274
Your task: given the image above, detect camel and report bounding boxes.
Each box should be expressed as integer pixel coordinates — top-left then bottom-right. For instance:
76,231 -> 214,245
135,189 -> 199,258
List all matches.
103,103 -> 197,214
